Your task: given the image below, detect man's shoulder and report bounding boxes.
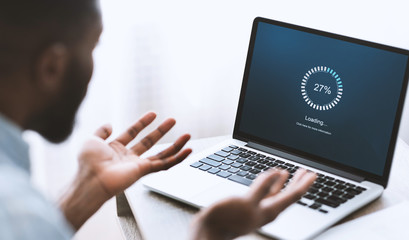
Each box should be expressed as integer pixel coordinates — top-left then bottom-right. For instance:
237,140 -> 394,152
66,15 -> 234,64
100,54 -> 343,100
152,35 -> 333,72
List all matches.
0,154 -> 38,199
0,160 -> 50,217
0,159 -> 74,239
0,159 -> 32,195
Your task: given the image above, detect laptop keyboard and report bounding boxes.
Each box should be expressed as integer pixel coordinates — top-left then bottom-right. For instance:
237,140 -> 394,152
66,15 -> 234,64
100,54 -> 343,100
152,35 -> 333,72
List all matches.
190,145 -> 367,214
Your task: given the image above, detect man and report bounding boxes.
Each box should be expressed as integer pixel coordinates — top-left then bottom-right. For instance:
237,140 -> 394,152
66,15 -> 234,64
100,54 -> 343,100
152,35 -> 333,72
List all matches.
0,0 -> 316,239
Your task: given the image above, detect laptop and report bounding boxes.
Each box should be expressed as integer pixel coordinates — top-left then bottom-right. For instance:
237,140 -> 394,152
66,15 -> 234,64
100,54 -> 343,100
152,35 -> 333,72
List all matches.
142,17 -> 409,239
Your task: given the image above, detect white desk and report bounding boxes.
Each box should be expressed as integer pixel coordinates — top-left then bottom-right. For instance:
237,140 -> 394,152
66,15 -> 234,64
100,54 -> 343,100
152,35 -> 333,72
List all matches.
117,136 -> 409,239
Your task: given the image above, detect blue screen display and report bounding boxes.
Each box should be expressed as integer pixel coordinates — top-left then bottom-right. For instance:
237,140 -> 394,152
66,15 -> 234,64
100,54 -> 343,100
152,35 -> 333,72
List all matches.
239,21 -> 408,176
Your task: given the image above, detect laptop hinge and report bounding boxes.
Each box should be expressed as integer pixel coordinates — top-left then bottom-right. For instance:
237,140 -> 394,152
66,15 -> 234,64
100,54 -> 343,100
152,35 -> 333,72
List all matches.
246,141 -> 365,182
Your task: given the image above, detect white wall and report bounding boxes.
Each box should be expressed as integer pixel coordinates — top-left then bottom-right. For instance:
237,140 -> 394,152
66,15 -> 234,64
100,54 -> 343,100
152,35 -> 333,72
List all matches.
90,0 -> 409,144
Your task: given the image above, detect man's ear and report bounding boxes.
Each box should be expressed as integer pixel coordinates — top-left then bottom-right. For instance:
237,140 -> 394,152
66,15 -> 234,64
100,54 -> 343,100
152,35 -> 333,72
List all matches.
34,43 -> 69,93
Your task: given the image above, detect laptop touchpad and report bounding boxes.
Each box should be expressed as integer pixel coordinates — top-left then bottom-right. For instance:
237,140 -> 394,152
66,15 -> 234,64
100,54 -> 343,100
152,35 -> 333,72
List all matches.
192,180 -> 249,208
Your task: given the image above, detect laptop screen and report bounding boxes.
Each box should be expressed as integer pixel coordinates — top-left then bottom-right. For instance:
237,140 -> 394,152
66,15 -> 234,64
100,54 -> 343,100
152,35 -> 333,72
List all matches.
235,18 -> 409,183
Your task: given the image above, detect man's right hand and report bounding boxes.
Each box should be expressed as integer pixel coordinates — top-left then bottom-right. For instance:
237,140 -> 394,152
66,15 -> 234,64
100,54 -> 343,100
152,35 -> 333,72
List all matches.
190,169 -> 316,240
59,112 -> 192,230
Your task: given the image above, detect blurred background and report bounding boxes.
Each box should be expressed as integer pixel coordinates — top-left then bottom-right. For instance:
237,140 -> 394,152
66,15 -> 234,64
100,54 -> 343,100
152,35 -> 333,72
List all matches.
23,0 -> 409,239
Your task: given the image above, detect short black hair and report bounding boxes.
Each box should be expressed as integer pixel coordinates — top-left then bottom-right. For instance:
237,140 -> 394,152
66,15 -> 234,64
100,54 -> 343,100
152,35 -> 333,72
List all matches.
0,0 -> 99,77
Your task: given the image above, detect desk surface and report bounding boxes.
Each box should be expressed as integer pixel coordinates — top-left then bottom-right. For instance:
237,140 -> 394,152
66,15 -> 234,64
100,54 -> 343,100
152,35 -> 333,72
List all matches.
119,136 -> 409,240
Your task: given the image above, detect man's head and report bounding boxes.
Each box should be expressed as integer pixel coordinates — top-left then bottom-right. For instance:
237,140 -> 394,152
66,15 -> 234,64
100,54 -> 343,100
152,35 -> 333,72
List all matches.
0,0 -> 102,143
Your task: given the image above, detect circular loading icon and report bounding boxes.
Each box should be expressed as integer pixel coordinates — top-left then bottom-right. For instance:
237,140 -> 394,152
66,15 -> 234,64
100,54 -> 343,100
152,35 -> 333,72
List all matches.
301,66 -> 343,111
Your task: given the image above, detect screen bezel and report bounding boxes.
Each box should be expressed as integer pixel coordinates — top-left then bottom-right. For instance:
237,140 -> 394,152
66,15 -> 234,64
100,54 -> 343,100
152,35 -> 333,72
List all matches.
233,17 -> 409,188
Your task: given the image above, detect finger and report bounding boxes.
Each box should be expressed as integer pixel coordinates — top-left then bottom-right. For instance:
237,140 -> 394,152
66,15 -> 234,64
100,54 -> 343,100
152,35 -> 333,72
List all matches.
148,134 -> 191,160
260,171 -> 316,223
247,170 -> 283,204
144,148 -> 192,175
288,169 -> 308,184
268,170 -> 289,195
277,171 -> 316,205
115,112 -> 156,145
131,118 -> 176,155
271,169 -> 308,199
94,124 -> 113,140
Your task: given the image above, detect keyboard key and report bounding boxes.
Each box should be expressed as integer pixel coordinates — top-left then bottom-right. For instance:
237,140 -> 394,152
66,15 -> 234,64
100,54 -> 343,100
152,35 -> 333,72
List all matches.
208,154 -> 224,162
325,176 -> 335,181
241,166 -> 251,171
208,168 -> 220,174
346,183 -> 356,187
199,165 -> 211,171
319,209 -> 328,214
275,160 -> 284,164
257,159 -> 268,164
217,171 -> 232,178
316,198 -> 340,208
246,174 -> 257,180
200,158 -> 221,167
254,164 -> 265,170
227,155 -> 239,160
229,145 -> 238,149
250,169 -> 261,174
317,191 -> 329,198
304,194 -> 317,200
249,156 -> 260,161
190,162 -> 202,168
345,187 -> 361,195
335,179 -> 345,184
239,153 -> 251,158
231,162 -> 242,168
215,151 -> 229,157
356,186 -> 367,191
265,157 -> 275,161
297,201 -> 307,206
222,159 -> 234,165
325,181 -> 336,186
308,188 -> 319,194
228,175 -> 252,186
238,147 -> 247,152
219,165 -> 230,171
334,184 -> 347,190
327,195 -> 346,204
332,190 -> 344,196
222,147 -> 233,152
236,158 -> 247,163
237,170 -> 248,177
309,203 -> 321,210
343,193 -> 355,199
284,163 -> 294,167
322,187 -> 334,193
228,168 -> 240,174
313,183 -> 324,189
231,149 -> 241,155
288,168 -> 296,173
247,151 -> 256,155
267,162 -> 278,167
316,178 -> 326,183
245,161 -> 256,166
256,153 -> 266,158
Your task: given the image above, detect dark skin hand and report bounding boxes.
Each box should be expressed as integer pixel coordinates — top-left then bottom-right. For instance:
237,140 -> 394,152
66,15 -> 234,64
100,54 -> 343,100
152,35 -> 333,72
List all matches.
59,112 -> 192,229
80,112 -> 192,196
190,169 -> 316,240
